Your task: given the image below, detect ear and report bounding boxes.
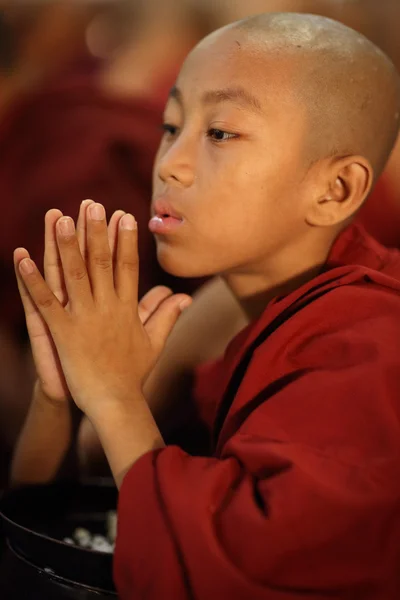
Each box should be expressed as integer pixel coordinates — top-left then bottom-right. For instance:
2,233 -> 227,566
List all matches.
305,156 -> 373,227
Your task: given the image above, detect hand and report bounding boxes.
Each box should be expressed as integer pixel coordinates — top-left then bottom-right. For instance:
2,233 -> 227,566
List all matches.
14,200 -> 125,403
15,203 -> 192,418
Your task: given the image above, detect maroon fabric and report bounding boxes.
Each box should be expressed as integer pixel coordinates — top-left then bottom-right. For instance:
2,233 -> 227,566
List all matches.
115,224 -> 400,600
357,176 -> 400,249
0,76 -> 198,336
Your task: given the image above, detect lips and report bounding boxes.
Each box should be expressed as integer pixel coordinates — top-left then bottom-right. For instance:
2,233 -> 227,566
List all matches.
149,198 -> 184,235
152,198 -> 183,221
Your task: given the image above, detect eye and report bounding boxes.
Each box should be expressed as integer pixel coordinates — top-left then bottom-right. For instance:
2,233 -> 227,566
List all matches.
208,128 -> 238,142
161,123 -> 179,137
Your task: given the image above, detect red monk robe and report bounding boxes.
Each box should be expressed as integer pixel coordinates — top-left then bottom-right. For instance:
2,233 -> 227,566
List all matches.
115,224 -> 400,600
0,75 -> 198,337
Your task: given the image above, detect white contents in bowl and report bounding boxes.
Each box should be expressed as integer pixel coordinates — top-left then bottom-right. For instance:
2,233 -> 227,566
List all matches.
63,512 -> 117,554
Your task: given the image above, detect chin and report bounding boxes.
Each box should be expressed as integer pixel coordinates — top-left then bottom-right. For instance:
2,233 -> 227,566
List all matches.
156,244 -> 217,279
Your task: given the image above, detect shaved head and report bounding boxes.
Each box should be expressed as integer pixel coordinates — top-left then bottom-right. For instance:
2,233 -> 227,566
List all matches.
211,12 -> 400,179
153,11 -> 400,280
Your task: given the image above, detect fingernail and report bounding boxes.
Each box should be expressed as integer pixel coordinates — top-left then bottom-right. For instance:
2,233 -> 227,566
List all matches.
20,258 -> 34,275
120,214 -> 137,231
58,217 -> 75,236
179,298 -> 192,312
89,203 -> 105,221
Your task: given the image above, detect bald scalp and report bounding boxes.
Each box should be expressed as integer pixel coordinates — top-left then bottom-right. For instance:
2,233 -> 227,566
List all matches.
230,12 -> 400,179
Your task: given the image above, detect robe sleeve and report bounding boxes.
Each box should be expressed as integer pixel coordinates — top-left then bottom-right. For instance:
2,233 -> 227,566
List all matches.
114,323 -> 400,600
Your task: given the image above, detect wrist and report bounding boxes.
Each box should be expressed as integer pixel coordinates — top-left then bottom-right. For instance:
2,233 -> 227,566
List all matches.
82,387 -> 145,425
86,393 -> 164,489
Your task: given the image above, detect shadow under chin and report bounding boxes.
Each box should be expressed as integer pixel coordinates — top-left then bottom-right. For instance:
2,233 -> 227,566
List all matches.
156,249 -> 216,281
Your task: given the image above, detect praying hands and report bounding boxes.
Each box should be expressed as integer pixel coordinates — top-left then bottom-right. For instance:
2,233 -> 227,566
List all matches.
13,200 -> 191,486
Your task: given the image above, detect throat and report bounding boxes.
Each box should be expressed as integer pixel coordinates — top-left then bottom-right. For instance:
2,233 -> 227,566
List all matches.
224,264 -> 325,321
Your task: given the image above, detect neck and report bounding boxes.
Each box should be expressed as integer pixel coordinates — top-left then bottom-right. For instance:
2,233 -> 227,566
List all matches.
223,229 -> 338,321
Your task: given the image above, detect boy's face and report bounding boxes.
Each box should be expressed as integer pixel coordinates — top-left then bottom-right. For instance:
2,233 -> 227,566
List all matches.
151,29 -> 316,279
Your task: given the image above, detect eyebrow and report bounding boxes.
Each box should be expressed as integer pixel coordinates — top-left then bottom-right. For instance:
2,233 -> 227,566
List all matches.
169,85 -> 263,114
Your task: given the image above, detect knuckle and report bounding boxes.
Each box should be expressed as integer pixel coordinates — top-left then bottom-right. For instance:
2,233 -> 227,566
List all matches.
119,257 -> 139,273
38,293 -> 55,310
69,267 -> 87,281
93,254 -> 112,271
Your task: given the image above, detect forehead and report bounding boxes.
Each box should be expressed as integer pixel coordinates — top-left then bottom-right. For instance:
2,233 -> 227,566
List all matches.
175,28 -> 302,110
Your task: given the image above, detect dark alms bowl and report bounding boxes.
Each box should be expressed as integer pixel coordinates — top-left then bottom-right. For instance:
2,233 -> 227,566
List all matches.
0,480 -> 118,593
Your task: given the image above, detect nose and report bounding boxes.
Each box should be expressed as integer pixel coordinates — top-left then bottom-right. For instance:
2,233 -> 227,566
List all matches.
156,132 -> 196,188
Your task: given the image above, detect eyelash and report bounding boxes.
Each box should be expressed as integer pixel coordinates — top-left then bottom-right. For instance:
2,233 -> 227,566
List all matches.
161,123 -> 238,143
161,123 -> 178,137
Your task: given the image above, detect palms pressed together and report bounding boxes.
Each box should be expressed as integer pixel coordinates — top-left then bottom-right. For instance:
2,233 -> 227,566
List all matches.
14,200 -> 191,413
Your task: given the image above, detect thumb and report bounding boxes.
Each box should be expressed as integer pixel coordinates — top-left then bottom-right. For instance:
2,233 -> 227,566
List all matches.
144,294 -> 192,354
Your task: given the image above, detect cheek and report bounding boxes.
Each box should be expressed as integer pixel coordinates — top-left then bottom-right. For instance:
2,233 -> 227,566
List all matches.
194,155 -> 271,228
194,151 -> 305,252
191,179 -> 269,254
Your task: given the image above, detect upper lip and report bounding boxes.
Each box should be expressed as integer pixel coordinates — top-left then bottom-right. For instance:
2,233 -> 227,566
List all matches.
152,198 -> 183,220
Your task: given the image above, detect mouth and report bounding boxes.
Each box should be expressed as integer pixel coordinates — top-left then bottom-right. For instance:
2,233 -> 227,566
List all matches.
149,198 -> 184,235
151,198 -> 183,220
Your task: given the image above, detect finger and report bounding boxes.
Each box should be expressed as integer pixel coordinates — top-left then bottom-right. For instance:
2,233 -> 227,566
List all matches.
108,210 -> 126,260
86,203 -> 114,301
56,216 -> 93,310
15,248 -> 56,347
115,214 -> 138,304
44,209 -> 66,304
77,199 -> 94,259
14,248 -> 42,322
145,294 -> 192,355
138,286 -> 174,324
16,253 -> 67,331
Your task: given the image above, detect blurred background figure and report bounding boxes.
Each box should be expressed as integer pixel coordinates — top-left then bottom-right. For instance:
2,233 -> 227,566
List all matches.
0,0 -> 117,484
0,1 -> 107,115
0,0 -> 399,486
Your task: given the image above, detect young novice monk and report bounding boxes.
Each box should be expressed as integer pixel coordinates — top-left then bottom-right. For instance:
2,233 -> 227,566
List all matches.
13,13 -> 400,600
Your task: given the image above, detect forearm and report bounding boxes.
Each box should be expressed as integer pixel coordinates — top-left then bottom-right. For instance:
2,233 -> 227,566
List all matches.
0,336 -> 35,449
90,393 -> 165,489
11,381 -> 73,486
143,277 -> 247,424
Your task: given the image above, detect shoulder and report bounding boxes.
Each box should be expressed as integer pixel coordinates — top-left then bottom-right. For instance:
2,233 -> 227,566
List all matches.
247,277 -> 400,374
307,276 -> 400,331
282,280 -> 400,370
